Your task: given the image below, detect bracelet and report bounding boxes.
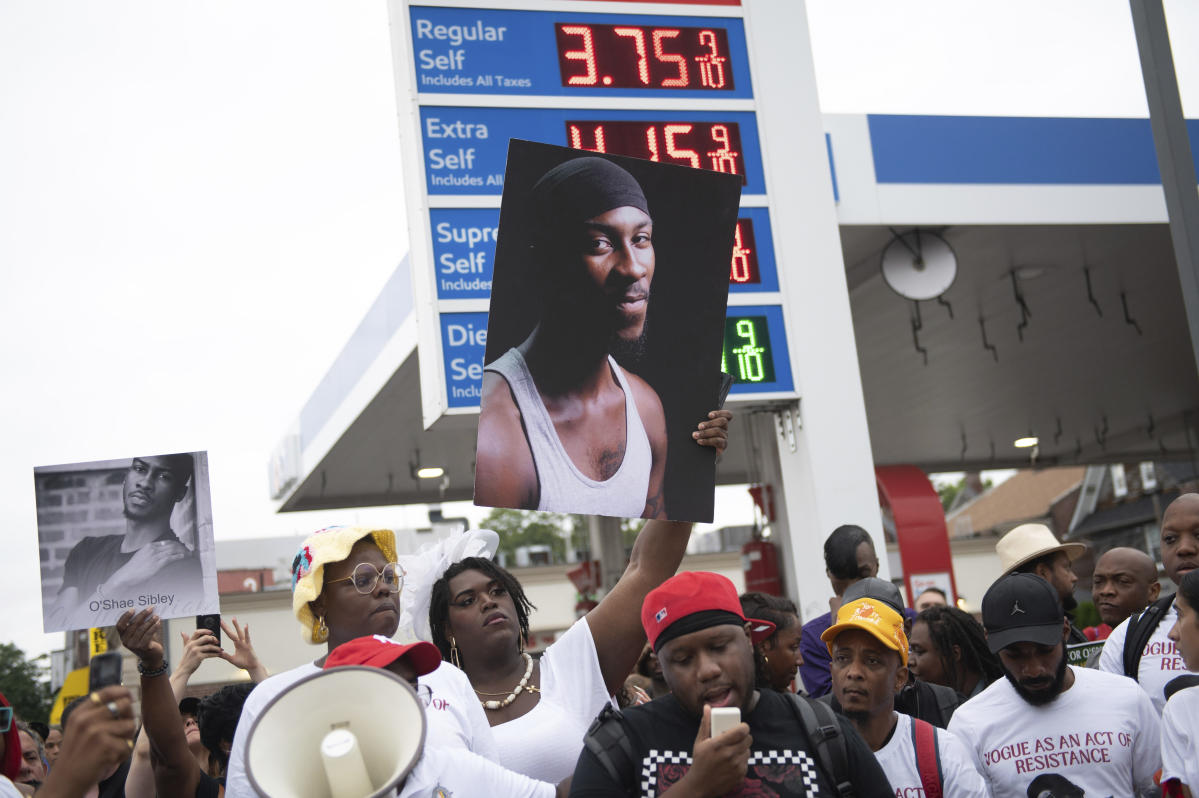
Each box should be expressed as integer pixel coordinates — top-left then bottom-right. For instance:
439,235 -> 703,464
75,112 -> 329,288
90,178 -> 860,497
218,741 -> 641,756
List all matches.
137,659 -> 169,678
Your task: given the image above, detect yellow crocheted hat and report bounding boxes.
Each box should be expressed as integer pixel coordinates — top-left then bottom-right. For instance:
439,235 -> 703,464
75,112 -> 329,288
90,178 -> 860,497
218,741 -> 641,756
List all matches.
291,525 -> 398,645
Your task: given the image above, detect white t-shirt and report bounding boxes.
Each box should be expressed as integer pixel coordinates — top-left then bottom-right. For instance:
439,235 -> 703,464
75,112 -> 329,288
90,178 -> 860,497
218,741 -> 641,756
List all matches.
493,617 -> 611,783
948,666 -> 1161,798
400,747 -> 555,798
0,775 -> 21,798
1098,603 -> 1194,713
1161,684 -> 1199,790
874,712 -> 989,798
225,660 -> 497,797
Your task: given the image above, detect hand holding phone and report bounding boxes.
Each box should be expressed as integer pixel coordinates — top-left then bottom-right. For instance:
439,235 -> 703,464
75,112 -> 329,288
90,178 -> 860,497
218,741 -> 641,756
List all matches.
196,614 -> 221,646
709,706 -> 740,738
88,652 -> 124,692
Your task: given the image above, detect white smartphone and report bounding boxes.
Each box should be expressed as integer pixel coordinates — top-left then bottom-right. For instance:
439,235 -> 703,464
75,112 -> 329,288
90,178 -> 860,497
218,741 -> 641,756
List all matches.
709,706 -> 740,738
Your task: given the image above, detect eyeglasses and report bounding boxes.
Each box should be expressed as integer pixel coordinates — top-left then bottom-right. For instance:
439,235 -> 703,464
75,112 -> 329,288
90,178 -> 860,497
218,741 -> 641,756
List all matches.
0,707 -> 11,733
326,562 -> 404,595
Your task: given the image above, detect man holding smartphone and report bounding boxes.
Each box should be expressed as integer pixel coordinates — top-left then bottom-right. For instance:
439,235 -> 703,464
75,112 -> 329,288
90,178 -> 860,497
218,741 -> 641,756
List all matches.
52,453 -> 203,629
571,571 -> 892,797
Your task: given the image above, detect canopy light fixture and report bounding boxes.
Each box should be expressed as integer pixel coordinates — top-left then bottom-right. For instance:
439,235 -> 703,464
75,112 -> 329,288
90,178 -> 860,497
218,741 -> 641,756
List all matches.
1013,436 -> 1039,449
415,466 -> 445,479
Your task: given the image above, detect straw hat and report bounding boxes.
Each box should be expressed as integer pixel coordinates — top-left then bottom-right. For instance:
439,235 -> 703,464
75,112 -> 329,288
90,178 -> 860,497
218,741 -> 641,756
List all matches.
996,523 -> 1086,574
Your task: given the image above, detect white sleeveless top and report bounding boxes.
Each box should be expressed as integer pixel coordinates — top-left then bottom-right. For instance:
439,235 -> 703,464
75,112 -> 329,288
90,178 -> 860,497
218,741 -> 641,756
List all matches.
485,348 -> 652,517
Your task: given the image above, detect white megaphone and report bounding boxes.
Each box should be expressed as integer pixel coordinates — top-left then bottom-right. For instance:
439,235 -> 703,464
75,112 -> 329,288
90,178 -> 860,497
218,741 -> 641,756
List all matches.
245,666 -> 426,798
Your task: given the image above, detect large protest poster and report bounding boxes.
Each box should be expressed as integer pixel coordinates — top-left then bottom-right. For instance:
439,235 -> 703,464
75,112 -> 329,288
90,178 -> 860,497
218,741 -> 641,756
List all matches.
474,140 -> 740,523
36,451 -> 219,633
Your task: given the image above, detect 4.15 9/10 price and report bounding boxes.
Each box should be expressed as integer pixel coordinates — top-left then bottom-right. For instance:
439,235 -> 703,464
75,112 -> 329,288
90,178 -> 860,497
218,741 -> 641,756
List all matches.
555,23 -> 733,90
566,120 -> 746,184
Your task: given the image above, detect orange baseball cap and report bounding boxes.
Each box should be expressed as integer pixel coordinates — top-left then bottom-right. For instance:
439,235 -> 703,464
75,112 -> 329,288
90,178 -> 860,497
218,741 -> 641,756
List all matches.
821,598 -> 909,665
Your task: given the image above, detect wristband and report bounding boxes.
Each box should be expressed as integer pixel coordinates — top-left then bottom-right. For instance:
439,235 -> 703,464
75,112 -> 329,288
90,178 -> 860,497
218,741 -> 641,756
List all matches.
137,659 -> 169,678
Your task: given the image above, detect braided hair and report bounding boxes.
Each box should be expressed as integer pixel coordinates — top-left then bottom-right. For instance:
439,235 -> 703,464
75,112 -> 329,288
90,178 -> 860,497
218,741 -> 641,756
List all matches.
740,592 -> 799,690
915,604 -> 1002,693
429,556 -> 537,662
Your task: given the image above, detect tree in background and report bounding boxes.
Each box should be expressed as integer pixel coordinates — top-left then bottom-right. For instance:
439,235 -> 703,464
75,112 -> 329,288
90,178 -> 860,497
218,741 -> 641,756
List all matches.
0,642 -> 53,723
483,507 -> 578,564
936,472 -> 993,512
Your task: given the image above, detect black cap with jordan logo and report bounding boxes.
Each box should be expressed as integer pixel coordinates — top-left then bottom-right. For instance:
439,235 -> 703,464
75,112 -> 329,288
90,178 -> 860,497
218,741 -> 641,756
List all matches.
981,573 -> 1065,654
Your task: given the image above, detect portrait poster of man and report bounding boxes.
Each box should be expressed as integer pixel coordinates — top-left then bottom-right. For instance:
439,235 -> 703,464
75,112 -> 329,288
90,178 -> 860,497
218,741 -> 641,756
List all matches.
475,140 -> 741,523
35,450 -> 219,633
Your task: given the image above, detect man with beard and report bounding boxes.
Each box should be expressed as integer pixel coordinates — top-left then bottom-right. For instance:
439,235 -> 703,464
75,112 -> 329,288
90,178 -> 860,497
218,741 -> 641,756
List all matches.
1099,492 -> 1199,713
53,453 -> 202,628
995,523 -> 1089,644
571,571 -> 893,797
476,156 -> 671,519
949,573 -> 1160,798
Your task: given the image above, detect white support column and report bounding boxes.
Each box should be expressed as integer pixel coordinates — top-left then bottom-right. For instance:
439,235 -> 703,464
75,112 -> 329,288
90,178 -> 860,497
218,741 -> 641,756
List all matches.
744,0 -> 886,624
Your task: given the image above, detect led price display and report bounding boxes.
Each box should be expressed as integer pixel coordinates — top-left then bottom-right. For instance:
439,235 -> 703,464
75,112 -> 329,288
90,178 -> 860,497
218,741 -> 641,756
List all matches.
722,315 -> 775,384
566,120 -> 745,183
729,219 -> 759,285
555,23 -> 734,90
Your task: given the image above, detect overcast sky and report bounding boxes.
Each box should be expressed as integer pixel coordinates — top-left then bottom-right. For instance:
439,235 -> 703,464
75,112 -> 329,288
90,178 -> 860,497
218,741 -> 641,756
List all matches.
2,1 -> 1196,661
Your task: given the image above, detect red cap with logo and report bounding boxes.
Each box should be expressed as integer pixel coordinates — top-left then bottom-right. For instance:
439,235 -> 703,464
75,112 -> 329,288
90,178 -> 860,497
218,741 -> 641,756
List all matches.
641,571 -> 776,651
324,635 -> 443,677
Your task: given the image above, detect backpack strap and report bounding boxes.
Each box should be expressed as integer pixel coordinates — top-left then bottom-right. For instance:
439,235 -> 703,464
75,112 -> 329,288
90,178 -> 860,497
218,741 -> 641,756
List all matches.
787,692 -> 854,798
1123,593 -> 1175,679
910,718 -> 943,798
582,703 -> 637,792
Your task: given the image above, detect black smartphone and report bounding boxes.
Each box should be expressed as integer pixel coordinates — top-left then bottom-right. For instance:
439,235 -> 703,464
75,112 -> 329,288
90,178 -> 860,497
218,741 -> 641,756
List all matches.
717,372 -> 734,409
196,614 -> 221,646
88,651 -> 123,692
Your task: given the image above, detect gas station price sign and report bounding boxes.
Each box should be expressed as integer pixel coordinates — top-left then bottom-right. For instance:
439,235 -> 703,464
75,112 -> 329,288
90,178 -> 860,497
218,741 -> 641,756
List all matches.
397,2 -> 801,421
721,306 -> 793,394
409,6 -> 753,99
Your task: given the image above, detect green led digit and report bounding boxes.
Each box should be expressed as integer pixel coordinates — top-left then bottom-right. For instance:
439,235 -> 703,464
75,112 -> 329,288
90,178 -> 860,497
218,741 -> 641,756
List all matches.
733,318 -> 765,382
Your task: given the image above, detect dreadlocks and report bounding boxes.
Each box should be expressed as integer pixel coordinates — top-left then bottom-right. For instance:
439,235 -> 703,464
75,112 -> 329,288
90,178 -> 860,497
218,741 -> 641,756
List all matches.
429,556 -> 537,661
740,591 -> 799,690
916,604 -> 1002,694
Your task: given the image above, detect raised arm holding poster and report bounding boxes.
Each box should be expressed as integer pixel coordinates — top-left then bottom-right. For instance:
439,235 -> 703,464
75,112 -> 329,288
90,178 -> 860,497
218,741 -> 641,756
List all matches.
474,140 -> 740,523
36,450 -> 218,633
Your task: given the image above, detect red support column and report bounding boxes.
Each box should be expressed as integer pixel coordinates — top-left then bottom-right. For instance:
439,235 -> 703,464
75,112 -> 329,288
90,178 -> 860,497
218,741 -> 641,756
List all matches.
875,465 -> 958,607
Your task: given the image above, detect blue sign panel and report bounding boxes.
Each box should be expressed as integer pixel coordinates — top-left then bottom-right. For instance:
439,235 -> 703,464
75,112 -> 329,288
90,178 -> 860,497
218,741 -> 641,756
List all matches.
421,106 -> 765,196
440,312 -> 489,408
430,208 -> 500,300
723,305 -> 793,394
409,6 -> 753,100
728,207 -> 778,294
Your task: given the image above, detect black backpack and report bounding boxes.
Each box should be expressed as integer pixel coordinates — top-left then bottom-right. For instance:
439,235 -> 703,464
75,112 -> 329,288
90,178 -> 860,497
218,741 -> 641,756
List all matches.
583,695 -> 855,797
1122,593 -> 1175,678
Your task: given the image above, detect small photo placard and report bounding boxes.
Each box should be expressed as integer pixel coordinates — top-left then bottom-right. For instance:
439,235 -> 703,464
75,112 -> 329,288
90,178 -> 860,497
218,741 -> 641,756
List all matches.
35,451 -> 219,633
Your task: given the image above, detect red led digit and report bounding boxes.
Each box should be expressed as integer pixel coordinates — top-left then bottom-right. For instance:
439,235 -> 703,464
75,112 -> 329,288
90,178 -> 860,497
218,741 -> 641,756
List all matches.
560,25 -> 598,86
730,222 -> 752,283
613,27 -> 650,86
645,126 -> 660,161
664,124 -> 699,168
707,124 -> 739,176
568,124 -> 607,153
696,30 -> 728,89
555,24 -> 734,91
652,29 -> 689,88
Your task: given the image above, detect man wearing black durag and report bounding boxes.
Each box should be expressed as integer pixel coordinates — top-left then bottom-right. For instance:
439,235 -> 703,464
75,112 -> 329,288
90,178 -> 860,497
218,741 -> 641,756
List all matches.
476,156 -> 670,518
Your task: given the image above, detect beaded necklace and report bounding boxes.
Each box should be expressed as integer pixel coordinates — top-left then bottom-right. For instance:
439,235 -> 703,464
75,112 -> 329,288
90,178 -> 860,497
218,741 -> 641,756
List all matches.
473,652 -> 540,710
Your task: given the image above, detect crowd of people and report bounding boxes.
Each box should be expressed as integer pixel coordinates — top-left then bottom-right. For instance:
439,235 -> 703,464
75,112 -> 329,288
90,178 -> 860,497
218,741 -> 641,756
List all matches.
5,474 -> 1199,796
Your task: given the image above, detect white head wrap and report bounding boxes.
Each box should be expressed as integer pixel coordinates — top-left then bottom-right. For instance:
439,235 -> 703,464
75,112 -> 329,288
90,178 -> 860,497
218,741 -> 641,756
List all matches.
397,528 -> 500,642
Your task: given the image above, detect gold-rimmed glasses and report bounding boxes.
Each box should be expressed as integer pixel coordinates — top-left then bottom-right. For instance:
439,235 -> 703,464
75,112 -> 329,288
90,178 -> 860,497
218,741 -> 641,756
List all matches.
326,562 -> 404,595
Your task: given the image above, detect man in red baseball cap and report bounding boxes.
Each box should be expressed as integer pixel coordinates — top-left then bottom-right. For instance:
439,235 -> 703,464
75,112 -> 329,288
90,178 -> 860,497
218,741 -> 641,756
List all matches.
571,571 -> 892,797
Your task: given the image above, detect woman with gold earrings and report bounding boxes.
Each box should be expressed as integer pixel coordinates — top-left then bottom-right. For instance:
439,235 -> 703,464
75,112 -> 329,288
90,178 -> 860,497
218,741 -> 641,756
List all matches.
221,526 -> 499,797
